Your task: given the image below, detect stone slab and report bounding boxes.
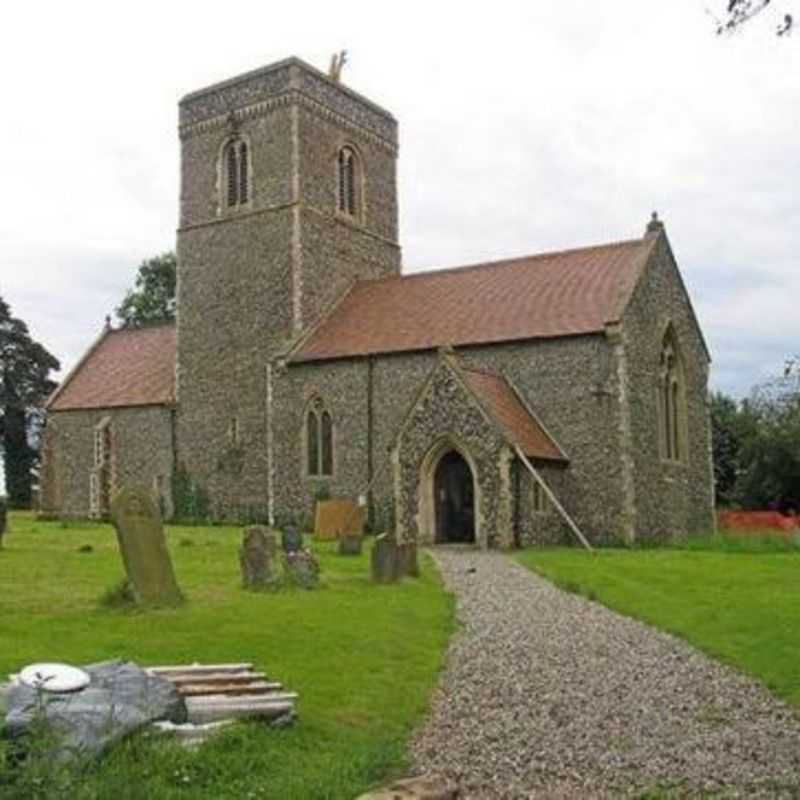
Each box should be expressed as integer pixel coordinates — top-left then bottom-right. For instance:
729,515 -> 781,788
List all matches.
315,499 -> 364,540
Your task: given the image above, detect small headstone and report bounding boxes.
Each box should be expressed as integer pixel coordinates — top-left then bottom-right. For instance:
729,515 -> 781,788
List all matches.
110,486 -> 183,607
371,533 -> 400,583
282,549 -> 320,589
282,525 -> 303,554
398,542 -> 420,578
338,534 -> 363,556
239,525 -> 278,589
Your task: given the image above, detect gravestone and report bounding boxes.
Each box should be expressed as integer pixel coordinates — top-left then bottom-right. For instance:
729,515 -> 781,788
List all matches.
338,534 -> 363,556
282,525 -> 303,554
282,549 -> 320,589
239,526 -> 278,589
110,487 -> 183,606
371,533 -> 400,583
398,543 -> 420,578
315,499 -> 365,540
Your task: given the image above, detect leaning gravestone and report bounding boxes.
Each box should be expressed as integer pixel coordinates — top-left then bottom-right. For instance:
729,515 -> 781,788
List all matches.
110,487 -> 183,606
239,526 -> 278,589
371,533 -> 400,583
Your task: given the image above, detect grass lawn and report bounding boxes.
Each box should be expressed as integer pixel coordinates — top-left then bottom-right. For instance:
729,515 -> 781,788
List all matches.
0,513 -> 454,800
516,536 -> 800,709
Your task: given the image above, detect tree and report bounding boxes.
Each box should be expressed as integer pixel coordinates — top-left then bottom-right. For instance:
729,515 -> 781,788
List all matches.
115,252 -> 177,327
0,297 -> 60,508
710,391 -> 742,505
714,0 -> 793,35
735,367 -> 800,512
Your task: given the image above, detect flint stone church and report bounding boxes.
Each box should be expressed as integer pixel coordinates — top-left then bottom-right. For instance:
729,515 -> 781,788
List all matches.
40,57 -> 715,547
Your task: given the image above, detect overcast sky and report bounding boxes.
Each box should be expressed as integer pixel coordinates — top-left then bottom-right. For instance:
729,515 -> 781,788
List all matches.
1,0 -> 797,399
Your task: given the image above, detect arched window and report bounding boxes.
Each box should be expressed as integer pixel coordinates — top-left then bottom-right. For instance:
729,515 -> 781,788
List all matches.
238,141 -> 249,204
658,329 -> 685,462
337,146 -> 359,217
307,411 -> 319,475
306,399 -> 334,476
223,138 -> 250,209
226,141 -> 238,207
321,411 -> 333,476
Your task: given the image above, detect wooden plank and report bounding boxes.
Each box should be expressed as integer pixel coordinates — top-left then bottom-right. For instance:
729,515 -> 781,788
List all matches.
178,681 -> 283,697
149,662 -> 253,674
166,671 -> 267,685
186,699 -> 294,725
187,692 -> 298,705
514,445 -> 593,552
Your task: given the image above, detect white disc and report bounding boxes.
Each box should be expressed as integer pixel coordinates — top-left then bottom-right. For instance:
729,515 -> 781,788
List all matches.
19,663 -> 90,693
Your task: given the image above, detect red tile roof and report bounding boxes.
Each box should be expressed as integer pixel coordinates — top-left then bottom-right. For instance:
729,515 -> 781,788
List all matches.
460,367 -> 567,461
48,325 -> 176,411
293,238 -> 652,362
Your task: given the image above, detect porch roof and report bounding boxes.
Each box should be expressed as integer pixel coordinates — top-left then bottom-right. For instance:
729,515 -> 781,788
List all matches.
460,367 -> 567,463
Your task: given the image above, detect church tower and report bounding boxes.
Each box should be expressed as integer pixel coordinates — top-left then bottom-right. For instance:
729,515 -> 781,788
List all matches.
175,57 -> 400,514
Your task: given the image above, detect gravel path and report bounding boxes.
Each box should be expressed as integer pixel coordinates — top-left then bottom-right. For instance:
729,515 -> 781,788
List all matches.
411,548 -> 800,798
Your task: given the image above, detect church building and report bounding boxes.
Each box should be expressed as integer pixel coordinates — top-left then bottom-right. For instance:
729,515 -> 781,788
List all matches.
40,57 -> 715,546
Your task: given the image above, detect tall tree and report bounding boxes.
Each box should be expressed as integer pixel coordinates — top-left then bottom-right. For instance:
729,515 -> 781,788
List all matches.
0,297 -> 60,507
115,252 -> 177,327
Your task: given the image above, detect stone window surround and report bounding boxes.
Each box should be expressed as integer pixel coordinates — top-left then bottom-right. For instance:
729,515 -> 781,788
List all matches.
228,416 -> 240,445
90,416 -> 115,519
303,396 -> 335,479
657,323 -> 688,466
216,133 -> 253,216
335,142 -> 364,223
532,480 -> 547,513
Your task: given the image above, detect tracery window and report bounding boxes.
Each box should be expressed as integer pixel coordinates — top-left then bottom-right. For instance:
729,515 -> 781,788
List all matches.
658,328 -> 685,462
306,398 -> 334,477
223,138 -> 250,208
337,146 -> 359,217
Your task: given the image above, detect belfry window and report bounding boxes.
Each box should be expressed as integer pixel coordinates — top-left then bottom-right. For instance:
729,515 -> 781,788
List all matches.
223,138 -> 250,208
337,146 -> 359,217
658,329 -> 685,462
306,399 -> 334,477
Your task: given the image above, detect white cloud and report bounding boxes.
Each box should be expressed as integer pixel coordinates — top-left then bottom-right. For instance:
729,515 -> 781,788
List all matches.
0,0 -> 797,398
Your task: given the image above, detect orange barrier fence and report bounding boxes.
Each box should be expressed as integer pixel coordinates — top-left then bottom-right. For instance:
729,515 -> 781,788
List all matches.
718,510 -> 799,532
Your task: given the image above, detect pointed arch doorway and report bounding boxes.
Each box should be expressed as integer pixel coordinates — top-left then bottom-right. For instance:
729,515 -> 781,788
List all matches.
434,450 -> 475,544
